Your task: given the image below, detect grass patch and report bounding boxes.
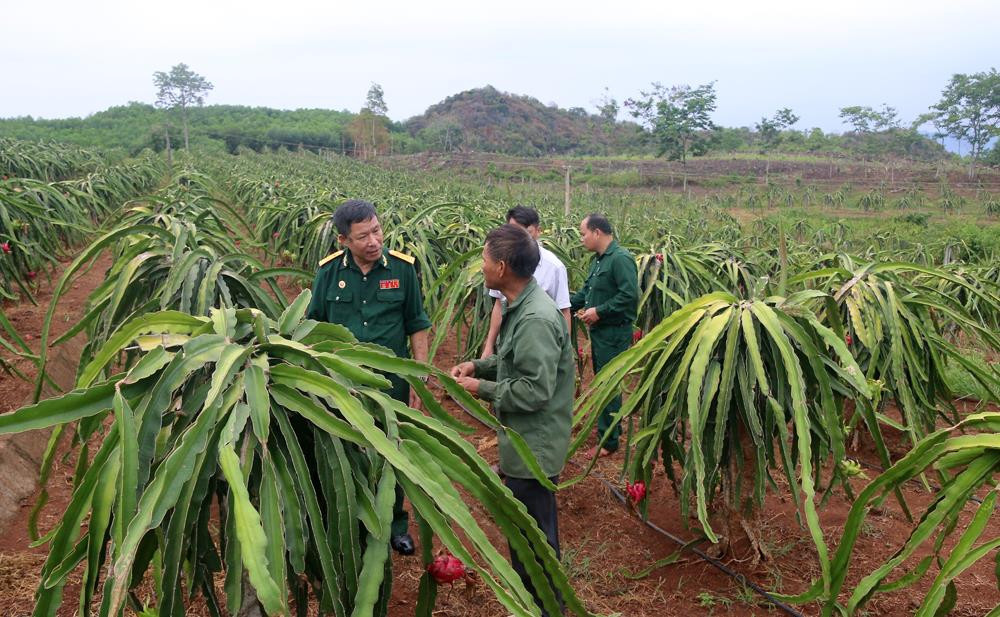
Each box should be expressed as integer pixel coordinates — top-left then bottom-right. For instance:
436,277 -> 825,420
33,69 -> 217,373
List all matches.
561,536 -> 614,582
944,350 -> 999,402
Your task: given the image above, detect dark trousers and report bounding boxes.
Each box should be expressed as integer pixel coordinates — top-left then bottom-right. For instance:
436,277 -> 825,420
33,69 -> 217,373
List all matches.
391,484 -> 408,537
387,375 -> 411,537
590,324 -> 632,451
505,475 -> 563,617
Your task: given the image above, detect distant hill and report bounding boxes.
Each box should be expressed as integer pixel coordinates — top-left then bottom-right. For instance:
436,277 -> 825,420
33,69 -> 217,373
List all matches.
403,86 -> 647,157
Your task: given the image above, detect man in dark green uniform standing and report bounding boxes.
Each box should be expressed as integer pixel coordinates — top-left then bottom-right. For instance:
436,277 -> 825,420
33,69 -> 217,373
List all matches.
570,213 -> 638,458
306,199 -> 431,555
451,224 -> 574,617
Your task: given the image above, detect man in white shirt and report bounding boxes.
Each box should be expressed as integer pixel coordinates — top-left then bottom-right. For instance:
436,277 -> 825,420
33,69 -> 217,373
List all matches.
481,205 -> 572,358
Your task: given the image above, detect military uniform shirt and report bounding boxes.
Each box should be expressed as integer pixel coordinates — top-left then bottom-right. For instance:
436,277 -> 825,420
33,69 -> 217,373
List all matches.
306,248 -> 431,359
569,240 -> 639,329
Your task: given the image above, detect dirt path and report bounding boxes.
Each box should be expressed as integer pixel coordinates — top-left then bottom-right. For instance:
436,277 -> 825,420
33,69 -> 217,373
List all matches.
0,253 -> 112,415
0,252 -> 114,614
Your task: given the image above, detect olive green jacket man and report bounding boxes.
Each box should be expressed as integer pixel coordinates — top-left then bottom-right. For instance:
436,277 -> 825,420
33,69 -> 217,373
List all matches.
472,279 -> 574,479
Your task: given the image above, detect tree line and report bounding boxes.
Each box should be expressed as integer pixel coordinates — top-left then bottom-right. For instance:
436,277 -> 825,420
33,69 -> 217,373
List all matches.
2,64 -> 997,169
622,69 -> 999,175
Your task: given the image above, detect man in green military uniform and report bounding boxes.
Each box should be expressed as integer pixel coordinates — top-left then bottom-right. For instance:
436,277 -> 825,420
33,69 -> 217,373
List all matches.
451,224 -> 574,617
307,199 -> 431,555
570,213 -> 638,458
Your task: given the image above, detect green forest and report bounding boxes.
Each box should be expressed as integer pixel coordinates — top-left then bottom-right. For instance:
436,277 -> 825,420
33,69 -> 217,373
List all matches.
0,85 -> 973,162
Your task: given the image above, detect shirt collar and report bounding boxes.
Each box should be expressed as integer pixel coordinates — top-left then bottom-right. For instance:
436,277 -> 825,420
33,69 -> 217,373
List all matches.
503,278 -> 539,315
343,249 -> 389,271
598,239 -> 619,259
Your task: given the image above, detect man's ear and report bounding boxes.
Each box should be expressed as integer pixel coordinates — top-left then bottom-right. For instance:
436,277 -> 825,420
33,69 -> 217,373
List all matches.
337,234 -> 348,246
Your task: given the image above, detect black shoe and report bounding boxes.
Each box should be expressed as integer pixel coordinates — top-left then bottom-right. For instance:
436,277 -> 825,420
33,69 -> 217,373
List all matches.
390,533 -> 415,555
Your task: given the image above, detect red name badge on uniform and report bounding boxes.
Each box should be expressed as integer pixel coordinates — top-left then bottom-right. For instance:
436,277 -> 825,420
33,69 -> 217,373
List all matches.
379,279 -> 400,290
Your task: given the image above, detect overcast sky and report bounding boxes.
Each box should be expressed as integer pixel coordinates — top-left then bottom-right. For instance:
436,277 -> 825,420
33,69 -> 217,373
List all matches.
4,0 -> 997,133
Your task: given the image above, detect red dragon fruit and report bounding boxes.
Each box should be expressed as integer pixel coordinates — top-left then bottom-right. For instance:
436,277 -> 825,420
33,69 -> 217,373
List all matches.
427,552 -> 466,584
625,480 -> 646,505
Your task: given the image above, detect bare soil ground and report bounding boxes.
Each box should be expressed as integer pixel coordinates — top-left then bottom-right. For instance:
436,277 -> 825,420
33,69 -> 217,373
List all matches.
0,253 -> 114,615
382,153 -> 1000,194
0,254 -> 113,416
1,273 -> 999,617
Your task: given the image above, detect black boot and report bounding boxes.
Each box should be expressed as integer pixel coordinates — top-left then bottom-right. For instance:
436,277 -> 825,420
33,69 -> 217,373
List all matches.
390,533 -> 415,555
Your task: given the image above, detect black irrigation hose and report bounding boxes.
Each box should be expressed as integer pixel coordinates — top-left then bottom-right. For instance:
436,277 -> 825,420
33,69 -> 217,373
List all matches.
447,403 -> 805,615
564,460 -> 805,617
453,402 -> 982,615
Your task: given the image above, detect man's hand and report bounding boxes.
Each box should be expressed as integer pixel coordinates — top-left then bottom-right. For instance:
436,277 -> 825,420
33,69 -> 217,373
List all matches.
577,307 -> 600,326
454,375 -> 480,395
450,362 -> 479,395
450,361 -> 475,379
481,298 -> 502,360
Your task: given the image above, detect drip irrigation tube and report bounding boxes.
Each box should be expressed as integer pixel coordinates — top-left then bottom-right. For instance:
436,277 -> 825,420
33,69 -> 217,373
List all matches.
565,461 -> 805,617
447,399 -> 805,615
447,384 -> 985,616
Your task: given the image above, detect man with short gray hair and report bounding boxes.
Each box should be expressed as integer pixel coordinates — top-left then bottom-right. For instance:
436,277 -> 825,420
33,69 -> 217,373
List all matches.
307,199 -> 431,555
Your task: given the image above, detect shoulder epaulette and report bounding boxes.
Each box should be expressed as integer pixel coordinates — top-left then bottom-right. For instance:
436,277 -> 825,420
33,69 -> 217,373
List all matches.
388,250 -> 415,265
319,250 -> 344,267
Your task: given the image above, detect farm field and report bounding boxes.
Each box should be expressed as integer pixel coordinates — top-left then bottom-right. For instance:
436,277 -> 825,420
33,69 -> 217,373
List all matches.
381,151 -> 1000,221
1,140 -> 1000,617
